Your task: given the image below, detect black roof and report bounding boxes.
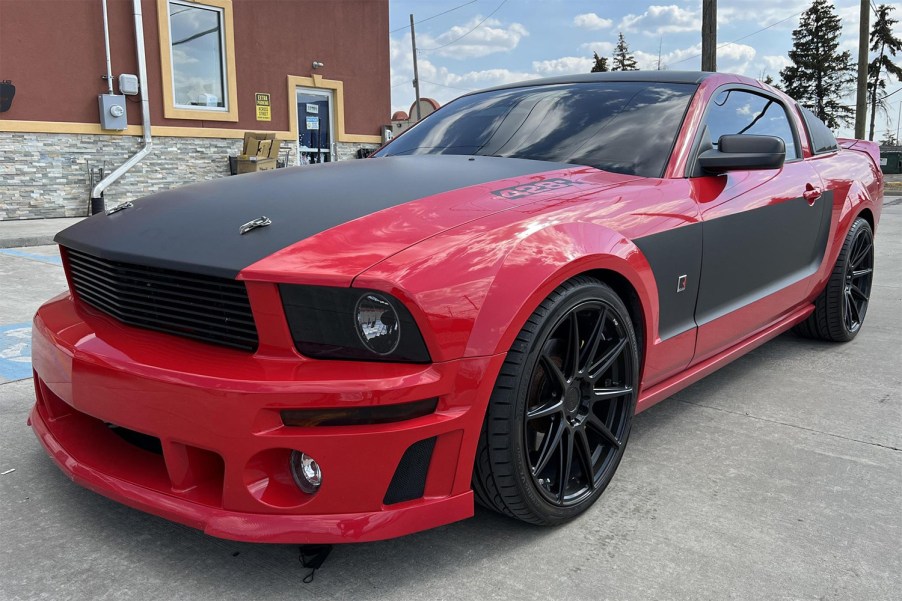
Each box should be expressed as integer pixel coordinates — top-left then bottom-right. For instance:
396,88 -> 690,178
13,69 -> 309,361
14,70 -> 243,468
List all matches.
468,71 -> 715,96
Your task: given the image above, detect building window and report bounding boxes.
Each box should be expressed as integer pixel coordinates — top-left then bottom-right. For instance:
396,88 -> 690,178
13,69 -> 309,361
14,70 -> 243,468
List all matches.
157,0 -> 238,121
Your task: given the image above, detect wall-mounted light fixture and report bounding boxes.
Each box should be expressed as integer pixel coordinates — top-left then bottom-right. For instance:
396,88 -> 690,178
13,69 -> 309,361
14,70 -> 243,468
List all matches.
0,80 -> 15,113
312,61 -> 324,69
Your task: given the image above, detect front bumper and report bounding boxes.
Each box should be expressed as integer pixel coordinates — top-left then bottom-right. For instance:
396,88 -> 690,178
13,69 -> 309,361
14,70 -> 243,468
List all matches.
30,293 -> 504,544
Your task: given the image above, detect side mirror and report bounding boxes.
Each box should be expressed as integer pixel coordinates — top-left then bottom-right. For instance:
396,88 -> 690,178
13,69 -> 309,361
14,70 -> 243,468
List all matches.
698,134 -> 785,173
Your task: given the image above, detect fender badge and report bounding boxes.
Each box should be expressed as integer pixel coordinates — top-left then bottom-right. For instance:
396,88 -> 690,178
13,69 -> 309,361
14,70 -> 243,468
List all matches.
106,201 -> 133,215
239,216 -> 272,235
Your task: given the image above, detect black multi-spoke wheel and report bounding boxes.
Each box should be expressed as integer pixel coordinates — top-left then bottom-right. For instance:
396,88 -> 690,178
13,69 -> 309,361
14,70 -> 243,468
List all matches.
795,217 -> 875,342
472,276 -> 639,525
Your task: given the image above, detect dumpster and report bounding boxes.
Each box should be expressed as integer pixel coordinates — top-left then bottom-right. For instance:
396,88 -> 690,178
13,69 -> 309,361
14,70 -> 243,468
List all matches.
879,147 -> 902,174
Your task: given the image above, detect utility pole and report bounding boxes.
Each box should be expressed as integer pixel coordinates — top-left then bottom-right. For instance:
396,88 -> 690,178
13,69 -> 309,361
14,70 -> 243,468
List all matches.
701,0 -> 716,72
854,0 -> 869,139
410,14 -> 422,121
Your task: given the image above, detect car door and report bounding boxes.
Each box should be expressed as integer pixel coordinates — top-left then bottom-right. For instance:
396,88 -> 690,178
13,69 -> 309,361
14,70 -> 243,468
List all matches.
689,87 -> 832,364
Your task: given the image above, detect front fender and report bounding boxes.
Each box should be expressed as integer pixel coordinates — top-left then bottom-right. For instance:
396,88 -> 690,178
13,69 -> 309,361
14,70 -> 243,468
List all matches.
355,219 -> 659,363
463,221 -> 658,357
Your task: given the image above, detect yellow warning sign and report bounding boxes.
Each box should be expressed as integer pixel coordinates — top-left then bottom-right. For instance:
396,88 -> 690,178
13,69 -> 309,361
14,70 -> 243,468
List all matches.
255,92 -> 271,121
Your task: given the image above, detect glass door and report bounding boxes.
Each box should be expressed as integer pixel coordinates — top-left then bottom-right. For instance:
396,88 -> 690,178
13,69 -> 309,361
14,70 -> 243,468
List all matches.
296,88 -> 335,165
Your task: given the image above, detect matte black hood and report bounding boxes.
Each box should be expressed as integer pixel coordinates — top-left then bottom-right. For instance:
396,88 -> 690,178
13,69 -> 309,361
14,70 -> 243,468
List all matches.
56,155 -> 568,279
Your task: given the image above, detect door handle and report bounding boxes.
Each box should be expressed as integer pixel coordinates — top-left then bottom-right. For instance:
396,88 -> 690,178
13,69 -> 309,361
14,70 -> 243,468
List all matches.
803,184 -> 822,204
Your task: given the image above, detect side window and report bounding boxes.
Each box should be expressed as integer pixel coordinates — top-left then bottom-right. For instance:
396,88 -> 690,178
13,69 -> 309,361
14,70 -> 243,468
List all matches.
704,90 -> 798,160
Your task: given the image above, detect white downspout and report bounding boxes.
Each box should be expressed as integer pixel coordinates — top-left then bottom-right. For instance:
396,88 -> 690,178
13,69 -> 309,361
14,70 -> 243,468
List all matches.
101,0 -> 114,94
91,0 -> 153,212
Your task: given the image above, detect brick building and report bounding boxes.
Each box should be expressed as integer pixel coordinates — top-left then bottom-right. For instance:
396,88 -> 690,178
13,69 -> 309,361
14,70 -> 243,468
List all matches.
0,0 -> 389,220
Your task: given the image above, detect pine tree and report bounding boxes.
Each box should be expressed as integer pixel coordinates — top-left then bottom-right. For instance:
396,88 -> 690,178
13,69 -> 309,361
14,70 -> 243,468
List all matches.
590,52 -> 609,73
780,0 -> 855,129
867,5 -> 902,140
611,33 -> 639,71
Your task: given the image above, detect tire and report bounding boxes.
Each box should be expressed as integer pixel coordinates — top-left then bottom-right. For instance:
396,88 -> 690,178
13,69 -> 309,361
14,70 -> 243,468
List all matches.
472,276 -> 639,525
794,217 -> 875,342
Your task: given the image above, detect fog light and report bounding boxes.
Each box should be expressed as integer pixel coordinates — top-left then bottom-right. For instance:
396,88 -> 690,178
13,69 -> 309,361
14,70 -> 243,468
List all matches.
289,451 -> 322,494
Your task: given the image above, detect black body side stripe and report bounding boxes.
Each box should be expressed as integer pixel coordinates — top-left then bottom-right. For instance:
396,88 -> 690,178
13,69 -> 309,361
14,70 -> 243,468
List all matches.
633,222 -> 703,341
694,192 -> 833,325
635,191 -> 833,340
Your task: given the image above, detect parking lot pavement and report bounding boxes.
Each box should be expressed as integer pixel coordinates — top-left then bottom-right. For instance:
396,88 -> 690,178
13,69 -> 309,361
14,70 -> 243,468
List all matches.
0,246 -> 66,383
1,207 -> 900,601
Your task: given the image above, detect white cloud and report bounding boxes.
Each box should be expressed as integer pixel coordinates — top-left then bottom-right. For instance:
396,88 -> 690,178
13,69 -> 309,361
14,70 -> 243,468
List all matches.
391,37 -> 540,113
573,13 -> 613,30
418,17 -> 528,59
619,5 -> 701,35
633,42 -> 757,75
579,41 -> 616,55
719,0 -> 810,27
532,56 -> 594,76
762,55 -> 791,73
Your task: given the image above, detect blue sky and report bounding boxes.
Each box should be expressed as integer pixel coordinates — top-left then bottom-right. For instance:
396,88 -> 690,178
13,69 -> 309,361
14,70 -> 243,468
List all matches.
388,0 -> 902,139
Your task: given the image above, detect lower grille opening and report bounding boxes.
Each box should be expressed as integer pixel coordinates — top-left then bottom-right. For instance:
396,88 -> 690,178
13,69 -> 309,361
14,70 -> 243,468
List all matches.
383,437 -> 436,505
108,424 -> 163,455
34,377 -> 225,508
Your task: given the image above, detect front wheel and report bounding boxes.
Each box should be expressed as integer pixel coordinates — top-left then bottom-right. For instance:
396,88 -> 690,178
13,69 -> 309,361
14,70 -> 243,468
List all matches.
472,276 -> 639,525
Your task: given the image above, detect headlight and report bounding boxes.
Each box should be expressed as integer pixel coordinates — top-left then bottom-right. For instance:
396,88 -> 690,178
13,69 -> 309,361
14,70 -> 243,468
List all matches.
354,293 -> 400,355
279,285 -> 431,363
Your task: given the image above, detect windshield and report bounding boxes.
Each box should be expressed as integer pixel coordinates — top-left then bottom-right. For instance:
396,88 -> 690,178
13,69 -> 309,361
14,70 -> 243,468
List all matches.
375,81 -> 697,178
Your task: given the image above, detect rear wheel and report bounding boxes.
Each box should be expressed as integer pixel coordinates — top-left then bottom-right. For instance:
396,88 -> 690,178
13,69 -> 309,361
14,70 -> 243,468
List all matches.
794,217 -> 874,342
472,276 -> 639,525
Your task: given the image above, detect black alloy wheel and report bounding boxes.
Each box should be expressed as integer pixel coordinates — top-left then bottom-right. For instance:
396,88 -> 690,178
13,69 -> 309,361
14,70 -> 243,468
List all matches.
842,223 -> 874,334
473,276 -> 639,525
794,216 -> 875,342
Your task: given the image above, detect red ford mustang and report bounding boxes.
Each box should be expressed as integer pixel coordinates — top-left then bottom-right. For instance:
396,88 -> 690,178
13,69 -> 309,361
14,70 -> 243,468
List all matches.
30,72 -> 882,544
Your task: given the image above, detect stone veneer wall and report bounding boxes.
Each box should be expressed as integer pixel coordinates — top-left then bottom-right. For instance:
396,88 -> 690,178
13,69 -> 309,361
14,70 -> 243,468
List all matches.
0,132 -> 377,220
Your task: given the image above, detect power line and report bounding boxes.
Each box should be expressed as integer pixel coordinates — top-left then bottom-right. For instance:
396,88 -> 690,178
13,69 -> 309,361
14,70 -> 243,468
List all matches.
420,79 -> 474,92
389,1 -> 478,34
419,0 -> 508,52
671,9 -> 804,66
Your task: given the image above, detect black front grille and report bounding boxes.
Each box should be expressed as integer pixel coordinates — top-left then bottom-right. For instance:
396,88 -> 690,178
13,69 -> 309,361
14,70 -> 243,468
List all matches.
65,247 -> 258,351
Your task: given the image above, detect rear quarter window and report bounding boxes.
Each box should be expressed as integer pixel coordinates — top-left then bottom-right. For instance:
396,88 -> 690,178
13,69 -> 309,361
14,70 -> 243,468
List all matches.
800,107 -> 839,154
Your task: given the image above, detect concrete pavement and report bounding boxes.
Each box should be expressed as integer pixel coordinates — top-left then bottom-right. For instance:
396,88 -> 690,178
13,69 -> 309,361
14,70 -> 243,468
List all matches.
0,206 -> 900,600
0,217 -> 83,249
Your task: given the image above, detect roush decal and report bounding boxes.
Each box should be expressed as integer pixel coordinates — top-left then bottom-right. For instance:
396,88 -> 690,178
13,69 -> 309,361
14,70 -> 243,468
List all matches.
491,178 -> 580,200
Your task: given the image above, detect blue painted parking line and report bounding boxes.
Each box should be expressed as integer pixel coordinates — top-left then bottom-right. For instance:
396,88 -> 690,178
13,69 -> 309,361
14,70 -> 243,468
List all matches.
0,323 -> 33,383
0,248 -> 62,266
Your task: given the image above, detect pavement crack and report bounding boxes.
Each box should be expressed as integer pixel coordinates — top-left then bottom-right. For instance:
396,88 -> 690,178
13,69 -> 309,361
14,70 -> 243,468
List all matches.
673,397 -> 902,452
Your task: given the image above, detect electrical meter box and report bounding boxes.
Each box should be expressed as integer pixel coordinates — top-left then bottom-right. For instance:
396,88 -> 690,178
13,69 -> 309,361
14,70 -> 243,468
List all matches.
98,94 -> 127,130
118,74 -> 139,96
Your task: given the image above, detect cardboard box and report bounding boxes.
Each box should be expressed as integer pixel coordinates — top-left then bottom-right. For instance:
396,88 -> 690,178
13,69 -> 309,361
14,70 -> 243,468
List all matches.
241,132 -> 280,158
236,156 -> 277,174
234,132 -> 282,173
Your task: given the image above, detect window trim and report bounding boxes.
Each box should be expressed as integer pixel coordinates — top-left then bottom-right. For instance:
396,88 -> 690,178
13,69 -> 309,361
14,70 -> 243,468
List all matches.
157,0 -> 238,122
685,83 -> 803,178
